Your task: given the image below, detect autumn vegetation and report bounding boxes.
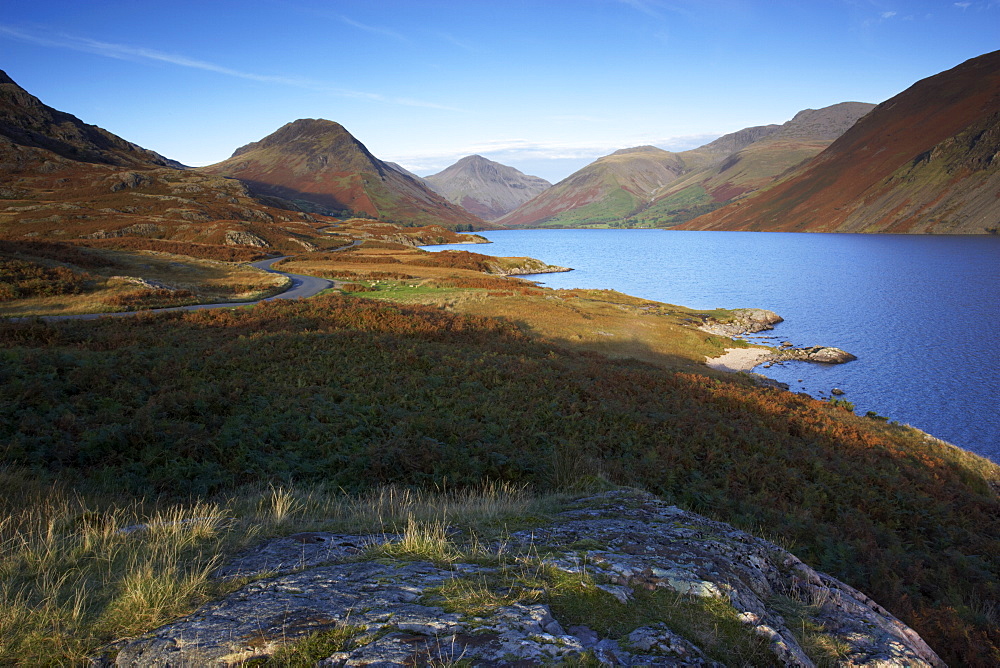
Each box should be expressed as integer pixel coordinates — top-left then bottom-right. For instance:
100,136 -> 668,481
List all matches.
1,235 -> 998,665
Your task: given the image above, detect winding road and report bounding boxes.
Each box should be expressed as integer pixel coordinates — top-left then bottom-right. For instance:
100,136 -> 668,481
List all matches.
10,255 -> 341,323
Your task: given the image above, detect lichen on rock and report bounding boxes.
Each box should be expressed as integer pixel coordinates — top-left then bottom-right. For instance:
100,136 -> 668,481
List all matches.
107,490 -> 941,667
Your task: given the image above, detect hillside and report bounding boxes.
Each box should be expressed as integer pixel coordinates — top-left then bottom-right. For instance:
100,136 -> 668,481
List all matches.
424,154 -> 551,221
2,276 -> 999,664
201,119 -> 487,229
0,70 -> 348,255
498,146 -> 686,227
0,70 -> 180,170
500,103 -> 873,228
680,50 -> 1000,234
635,102 -> 875,226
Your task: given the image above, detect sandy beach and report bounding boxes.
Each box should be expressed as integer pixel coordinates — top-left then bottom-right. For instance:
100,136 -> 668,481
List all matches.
705,347 -> 774,373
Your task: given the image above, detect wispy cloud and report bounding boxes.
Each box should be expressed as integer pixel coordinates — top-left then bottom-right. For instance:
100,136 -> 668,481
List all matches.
954,2 -> 972,8
339,16 -> 408,42
436,31 -> 479,52
385,133 -> 720,174
618,0 -> 664,19
0,24 -> 460,111
547,114 -> 608,123
881,11 -> 897,18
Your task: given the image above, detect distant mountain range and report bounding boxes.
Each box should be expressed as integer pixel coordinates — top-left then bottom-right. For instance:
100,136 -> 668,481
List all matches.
679,50 -> 1000,234
498,102 -> 875,228
201,119 -> 484,229
423,155 -> 551,221
2,49 -> 997,239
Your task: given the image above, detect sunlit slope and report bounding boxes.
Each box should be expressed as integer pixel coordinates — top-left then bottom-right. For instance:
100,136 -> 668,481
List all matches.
498,146 -> 686,227
202,119 -> 486,229
424,154 -> 551,221
680,51 -> 1000,234
0,70 -> 341,253
499,103 -> 873,228
636,103 -> 875,226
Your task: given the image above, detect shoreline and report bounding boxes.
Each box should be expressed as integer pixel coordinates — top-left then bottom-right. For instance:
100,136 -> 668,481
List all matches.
705,347 -> 774,373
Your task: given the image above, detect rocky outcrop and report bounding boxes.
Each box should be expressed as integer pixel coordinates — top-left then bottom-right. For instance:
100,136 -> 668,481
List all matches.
84,223 -> 165,239
699,308 -> 783,336
772,346 -> 857,364
488,257 -> 572,276
108,490 -> 940,667
224,230 -> 270,248
701,311 -> 855,367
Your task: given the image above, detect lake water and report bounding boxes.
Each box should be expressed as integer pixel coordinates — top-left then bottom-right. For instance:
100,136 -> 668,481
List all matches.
431,229 -> 1000,462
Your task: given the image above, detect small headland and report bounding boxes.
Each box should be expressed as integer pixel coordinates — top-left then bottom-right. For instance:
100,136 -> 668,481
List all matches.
701,308 -> 856,375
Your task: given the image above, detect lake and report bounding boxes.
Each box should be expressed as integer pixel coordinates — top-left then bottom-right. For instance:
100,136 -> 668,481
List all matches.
431,229 -> 1000,462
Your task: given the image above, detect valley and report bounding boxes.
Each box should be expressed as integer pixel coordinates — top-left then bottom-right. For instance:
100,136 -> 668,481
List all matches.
1,48 -> 999,665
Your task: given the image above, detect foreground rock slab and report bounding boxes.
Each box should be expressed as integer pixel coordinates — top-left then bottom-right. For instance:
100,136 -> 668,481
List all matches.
110,490 -> 942,667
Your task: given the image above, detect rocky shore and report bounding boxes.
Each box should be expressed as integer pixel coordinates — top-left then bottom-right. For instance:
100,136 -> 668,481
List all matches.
105,490 -> 940,667
701,309 -> 856,373
488,257 -> 572,276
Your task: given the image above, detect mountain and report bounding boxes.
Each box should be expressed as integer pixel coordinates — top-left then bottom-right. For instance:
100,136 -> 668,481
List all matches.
0,70 -> 342,252
201,119 -> 485,229
384,161 -> 426,183
680,51 -> 1000,234
633,102 -> 875,226
0,70 -> 184,171
497,146 -> 686,227
499,102 -> 873,228
423,155 -> 551,221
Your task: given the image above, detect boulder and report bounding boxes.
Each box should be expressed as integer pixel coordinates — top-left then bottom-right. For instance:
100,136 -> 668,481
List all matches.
778,346 -> 857,364
224,230 -> 270,247
699,308 -> 784,336
107,490 -> 940,667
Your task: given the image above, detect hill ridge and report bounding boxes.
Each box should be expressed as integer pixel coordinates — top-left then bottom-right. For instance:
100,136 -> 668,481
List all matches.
203,119 -> 485,227
679,51 -> 1000,234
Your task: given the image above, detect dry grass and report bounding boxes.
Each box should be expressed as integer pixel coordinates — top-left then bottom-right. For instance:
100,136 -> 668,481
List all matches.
0,474 -> 554,665
0,477 -> 233,663
279,248 -> 742,371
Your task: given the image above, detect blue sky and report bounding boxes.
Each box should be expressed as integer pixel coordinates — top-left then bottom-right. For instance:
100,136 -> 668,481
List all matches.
2,1 -> 997,183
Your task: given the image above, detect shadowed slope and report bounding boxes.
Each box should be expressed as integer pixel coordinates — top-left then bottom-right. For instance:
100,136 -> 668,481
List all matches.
0,69 -> 180,169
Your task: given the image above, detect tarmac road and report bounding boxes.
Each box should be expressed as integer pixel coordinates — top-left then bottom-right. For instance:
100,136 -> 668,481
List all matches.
8,255 -> 338,323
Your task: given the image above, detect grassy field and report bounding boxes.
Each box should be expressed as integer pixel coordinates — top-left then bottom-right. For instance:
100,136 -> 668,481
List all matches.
279,244 -> 748,372
1,237 -> 999,665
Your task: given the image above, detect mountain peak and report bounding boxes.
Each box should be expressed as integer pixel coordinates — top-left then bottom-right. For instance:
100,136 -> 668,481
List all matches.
204,120 -> 483,227
425,155 -> 551,221
0,69 -> 18,86
230,118 -> 356,158
611,145 -> 664,156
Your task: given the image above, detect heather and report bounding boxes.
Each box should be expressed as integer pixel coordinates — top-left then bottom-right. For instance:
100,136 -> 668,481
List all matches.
1,294 -> 998,664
